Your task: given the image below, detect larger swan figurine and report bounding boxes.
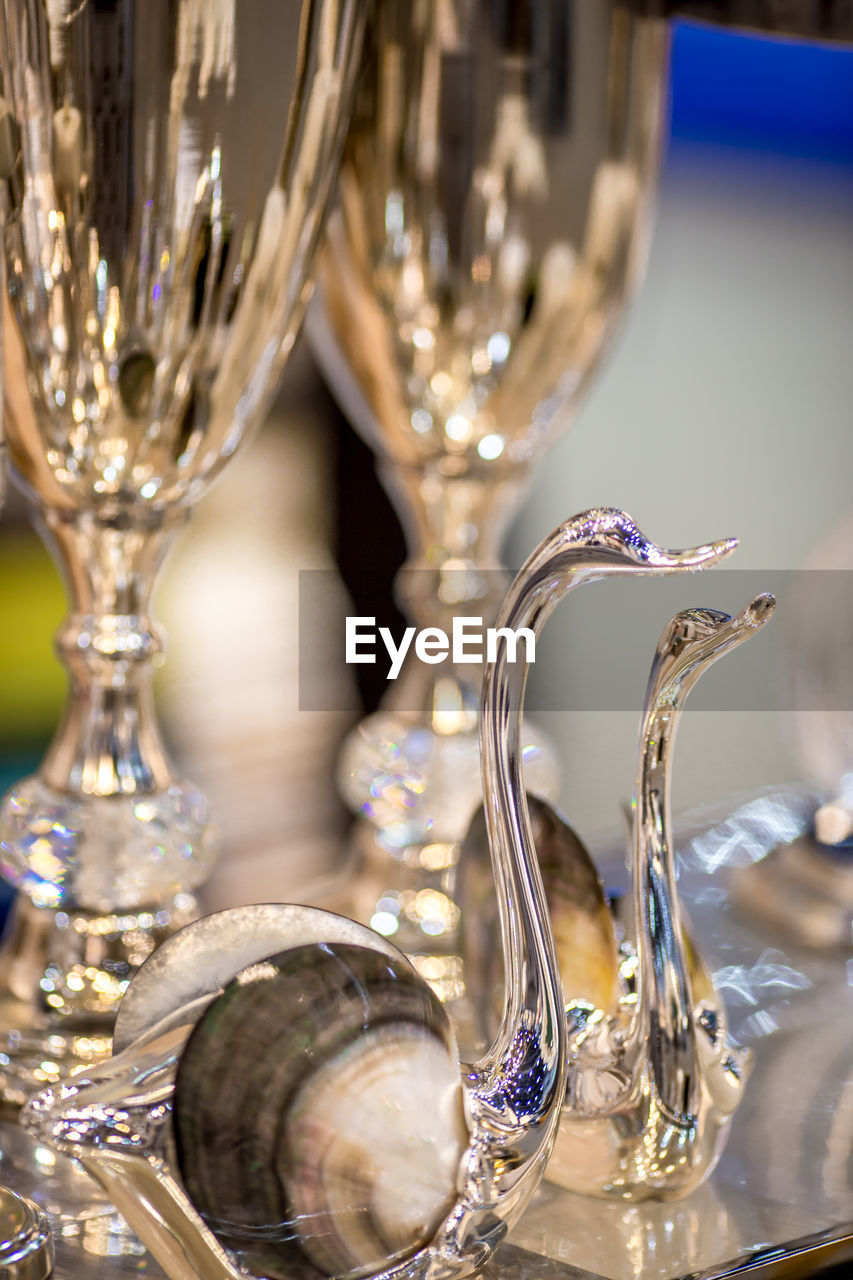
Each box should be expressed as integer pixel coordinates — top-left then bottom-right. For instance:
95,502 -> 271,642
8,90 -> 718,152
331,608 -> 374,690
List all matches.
22,509 -> 738,1280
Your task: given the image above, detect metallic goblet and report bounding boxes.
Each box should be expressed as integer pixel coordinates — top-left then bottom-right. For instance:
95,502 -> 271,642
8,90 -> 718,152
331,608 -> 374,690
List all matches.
313,0 -> 668,987
0,0 -> 364,1103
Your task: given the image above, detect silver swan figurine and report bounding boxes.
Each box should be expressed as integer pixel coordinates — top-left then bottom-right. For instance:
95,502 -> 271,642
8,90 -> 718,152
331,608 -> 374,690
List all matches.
545,593 -> 775,1199
459,508 -> 738,1046
459,514 -> 774,1199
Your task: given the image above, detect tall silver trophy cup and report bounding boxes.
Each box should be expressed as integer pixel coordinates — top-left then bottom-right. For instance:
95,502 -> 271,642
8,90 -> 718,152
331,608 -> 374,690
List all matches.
0,0 -> 364,1103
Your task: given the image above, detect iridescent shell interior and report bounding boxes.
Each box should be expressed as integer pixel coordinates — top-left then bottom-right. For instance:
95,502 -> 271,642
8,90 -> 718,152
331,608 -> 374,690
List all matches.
173,941 -> 469,1280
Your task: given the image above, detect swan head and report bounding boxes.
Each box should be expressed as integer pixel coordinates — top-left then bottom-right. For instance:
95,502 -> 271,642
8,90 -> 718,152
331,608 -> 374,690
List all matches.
660,592 -> 776,653
549,508 -> 738,575
505,511 -> 739,624
648,593 -> 776,706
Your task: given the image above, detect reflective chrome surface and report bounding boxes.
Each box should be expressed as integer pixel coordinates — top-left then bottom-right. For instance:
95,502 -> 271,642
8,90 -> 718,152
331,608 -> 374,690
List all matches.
732,510 -> 853,950
733,832 -> 853,950
0,0 -> 364,1084
1,795 -> 851,1279
320,0 -> 669,956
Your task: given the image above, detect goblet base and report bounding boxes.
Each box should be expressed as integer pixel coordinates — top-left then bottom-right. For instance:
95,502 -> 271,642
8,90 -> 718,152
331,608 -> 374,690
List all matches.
0,775 -> 217,911
731,833 -> 853,950
344,819 -> 466,987
338,707 -> 558,1023
0,893 -> 197,1112
339,709 -> 558,852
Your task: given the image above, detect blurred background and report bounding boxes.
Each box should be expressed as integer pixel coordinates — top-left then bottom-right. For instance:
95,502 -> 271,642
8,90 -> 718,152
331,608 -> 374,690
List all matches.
0,18 -> 851,904
510,19 -> 853,849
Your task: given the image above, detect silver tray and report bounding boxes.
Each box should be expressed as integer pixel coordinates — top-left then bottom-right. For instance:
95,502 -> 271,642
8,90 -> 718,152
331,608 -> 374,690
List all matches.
1,791 -> 850,1280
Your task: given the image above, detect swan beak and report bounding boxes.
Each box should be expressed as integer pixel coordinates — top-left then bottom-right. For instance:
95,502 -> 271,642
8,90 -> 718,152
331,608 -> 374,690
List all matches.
741,592 -> 776,628
697,591 -> 777,658
656,536 -> 739,571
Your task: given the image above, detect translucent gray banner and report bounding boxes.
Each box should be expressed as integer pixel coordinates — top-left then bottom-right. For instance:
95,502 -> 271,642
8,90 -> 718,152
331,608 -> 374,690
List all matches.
298,569 -> 853,713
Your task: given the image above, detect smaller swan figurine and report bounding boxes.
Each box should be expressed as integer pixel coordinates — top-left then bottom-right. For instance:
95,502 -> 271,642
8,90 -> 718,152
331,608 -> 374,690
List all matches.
549,593 -> 776,1200
462,592 -> 776,1201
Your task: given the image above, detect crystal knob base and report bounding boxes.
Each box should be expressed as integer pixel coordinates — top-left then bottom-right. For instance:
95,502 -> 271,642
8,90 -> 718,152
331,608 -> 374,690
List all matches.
0,776 -> 217,914
338,708 -> 558,1017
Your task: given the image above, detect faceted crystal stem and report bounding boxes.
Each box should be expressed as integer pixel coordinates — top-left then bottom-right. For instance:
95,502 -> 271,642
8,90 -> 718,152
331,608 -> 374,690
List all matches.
39,505 -> 182,798
0,505 -> 217,915
337,458 -> 558,999
377,457 -> 535,730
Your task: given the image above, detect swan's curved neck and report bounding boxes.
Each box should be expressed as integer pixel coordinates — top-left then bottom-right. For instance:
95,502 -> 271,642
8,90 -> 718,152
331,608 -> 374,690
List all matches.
629,602 -> 772,1120
476,539 -> 571,1122
632,670 -> 698,1122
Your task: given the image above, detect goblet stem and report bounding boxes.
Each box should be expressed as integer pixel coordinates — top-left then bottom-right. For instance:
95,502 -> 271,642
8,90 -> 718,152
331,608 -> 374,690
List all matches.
338,457 -> 557,1005
0,505 -> 214,1105
383,460 -> 524,592
0,505 -> 216,917
380,459 -> 527,708
40,505 -> 184,801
